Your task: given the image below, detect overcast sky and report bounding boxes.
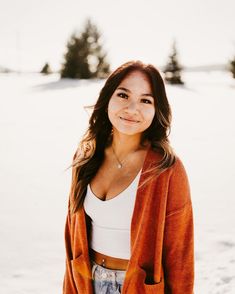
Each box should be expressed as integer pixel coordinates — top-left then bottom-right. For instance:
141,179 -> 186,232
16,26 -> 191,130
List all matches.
0,0 -> 234,72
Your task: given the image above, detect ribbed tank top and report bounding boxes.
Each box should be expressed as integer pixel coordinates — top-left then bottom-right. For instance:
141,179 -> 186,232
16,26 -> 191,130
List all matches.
83,169 -> 141,259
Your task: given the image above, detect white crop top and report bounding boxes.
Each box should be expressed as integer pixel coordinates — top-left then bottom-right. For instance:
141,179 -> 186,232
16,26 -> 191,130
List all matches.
83,169 -> 141,259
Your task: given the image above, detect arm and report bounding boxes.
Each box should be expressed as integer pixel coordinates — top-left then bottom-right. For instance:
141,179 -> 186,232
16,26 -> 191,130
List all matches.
63,205 -> 77,293
63,152 -> 78,293
162,159 -> 194,294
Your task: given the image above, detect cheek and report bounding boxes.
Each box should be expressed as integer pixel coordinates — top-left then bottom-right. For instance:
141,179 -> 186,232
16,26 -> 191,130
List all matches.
107,101 -> 117,123
143,108 -> 155,123
108,99 -> 121,115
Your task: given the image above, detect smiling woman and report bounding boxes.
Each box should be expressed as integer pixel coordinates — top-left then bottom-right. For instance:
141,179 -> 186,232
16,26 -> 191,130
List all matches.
107,70 -> 155,137
63,60 -> 194,294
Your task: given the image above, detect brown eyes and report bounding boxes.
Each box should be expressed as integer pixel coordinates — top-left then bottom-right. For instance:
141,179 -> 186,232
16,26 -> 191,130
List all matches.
141,99 -> 152,104
117,93 -> 153,104
117,92 -> 128,99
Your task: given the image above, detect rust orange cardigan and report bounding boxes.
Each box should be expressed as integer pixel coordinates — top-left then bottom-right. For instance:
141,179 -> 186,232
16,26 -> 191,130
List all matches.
63,149 -> 194,293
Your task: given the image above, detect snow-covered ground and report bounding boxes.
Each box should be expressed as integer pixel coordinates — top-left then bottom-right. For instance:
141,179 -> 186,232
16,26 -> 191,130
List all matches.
0,71 -> 234,293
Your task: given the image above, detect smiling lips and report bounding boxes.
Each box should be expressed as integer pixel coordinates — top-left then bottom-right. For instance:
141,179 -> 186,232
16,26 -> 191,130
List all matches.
119,116 -> 140,123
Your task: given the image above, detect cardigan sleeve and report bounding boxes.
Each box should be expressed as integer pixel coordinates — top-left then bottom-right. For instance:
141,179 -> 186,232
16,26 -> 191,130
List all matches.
162,158 -> 194,294
63,152 -> 78,293
63,205 -> 77,293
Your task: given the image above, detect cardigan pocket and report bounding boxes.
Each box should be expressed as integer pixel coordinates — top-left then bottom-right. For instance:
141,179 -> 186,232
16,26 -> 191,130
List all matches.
144,280 -> 164,294
137,265 -> 164,294
71,253 -> 89,293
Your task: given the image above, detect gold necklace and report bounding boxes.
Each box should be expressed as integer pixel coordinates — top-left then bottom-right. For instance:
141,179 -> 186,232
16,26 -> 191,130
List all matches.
111,145 -> 139,169
111,145 -> 123,169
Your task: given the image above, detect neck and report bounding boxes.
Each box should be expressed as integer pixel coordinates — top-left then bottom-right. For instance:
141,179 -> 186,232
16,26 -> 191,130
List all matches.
111,131 -> 143,157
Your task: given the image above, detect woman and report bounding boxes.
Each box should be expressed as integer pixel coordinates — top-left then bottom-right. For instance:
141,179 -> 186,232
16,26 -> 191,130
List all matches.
63,61 -> 194,293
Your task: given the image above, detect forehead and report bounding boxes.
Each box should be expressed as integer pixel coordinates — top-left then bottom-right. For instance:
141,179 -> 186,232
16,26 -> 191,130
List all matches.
118,70 -> 151,89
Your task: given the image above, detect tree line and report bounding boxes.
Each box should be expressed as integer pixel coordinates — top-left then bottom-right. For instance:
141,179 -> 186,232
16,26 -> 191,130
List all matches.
40,18 -> 235,83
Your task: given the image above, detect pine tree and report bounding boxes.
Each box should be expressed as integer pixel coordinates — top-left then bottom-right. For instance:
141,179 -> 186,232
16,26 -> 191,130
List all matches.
229,56 -> 235,79
163,41 -> 184,85
61,19 -> 110,79
40,62 -> 51,74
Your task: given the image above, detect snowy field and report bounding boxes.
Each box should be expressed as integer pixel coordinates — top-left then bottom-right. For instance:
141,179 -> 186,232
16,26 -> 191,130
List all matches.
0,71 -> 235,293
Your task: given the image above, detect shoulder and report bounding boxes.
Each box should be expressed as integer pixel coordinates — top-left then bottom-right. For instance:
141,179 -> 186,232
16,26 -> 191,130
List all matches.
166,156 -> 192,215
169,155 -> 188,178
144,146 -> 177,172
144,147 -> 166,166
146,148 -> 191,212
147,147 -> 187,177
168,155 -> 190,190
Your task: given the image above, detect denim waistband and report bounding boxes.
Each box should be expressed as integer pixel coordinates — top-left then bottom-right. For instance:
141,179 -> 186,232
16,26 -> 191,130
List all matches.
91,261 -> 126,284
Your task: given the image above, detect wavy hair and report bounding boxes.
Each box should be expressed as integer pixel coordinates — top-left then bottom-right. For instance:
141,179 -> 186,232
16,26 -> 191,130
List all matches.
68,60 -> 176,213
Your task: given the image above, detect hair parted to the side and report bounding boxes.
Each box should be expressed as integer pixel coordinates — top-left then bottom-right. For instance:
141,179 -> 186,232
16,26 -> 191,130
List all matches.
68,60 -> 176,213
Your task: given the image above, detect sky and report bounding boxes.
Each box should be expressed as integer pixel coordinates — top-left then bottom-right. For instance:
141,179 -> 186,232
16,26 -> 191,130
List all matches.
0,0 -> 234,72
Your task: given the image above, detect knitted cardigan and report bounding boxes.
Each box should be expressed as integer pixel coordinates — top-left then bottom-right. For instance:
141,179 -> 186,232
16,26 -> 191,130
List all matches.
63,148 -> 194,293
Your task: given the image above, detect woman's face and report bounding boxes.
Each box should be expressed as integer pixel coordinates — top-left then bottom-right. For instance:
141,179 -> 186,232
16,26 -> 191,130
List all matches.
107,70 -> 155,138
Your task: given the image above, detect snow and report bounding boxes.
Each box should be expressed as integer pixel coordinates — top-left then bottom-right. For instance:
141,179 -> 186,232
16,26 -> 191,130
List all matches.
0,71 -> 235,293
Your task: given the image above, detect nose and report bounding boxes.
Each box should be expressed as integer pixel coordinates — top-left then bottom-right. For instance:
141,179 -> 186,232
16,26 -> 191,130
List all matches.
124,100 -> 139,114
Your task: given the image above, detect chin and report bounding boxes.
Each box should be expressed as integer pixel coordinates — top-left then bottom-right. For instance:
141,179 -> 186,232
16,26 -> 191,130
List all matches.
115,127 -> 144,137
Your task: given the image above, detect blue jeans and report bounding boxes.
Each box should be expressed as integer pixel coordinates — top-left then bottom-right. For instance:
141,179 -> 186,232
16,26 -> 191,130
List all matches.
91,261 -> 126,294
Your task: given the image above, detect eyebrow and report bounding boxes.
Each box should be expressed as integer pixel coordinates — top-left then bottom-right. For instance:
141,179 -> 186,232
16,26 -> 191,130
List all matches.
117,87 -> 154,98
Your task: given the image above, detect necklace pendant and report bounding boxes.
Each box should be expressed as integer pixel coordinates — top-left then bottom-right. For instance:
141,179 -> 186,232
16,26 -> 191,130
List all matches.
117,163 -> 122,169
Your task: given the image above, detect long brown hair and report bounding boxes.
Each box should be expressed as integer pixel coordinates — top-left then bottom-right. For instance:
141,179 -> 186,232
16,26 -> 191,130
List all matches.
69,60 -> 175,213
